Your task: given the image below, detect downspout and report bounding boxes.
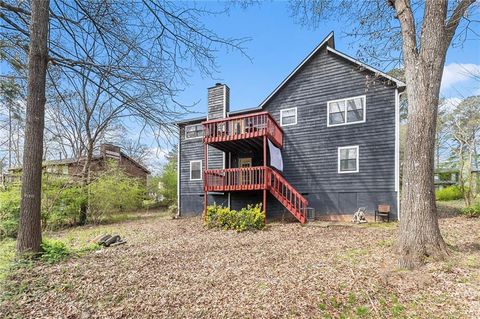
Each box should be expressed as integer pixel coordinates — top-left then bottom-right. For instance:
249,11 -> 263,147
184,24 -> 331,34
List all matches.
177,124 -> 181,217
395,89 -> 405,220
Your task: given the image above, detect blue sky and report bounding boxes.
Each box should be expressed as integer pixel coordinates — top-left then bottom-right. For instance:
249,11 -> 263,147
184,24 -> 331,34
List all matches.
176,1 -> 480,119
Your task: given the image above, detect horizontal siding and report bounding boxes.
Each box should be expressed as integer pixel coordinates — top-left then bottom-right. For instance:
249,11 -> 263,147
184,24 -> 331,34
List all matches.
179,124 -> 204,196
179,46 -> 398,217
263,49 -> 396,194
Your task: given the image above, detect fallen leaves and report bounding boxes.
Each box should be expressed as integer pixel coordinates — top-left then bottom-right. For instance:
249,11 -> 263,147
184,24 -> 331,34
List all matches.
1,214 -> 479,318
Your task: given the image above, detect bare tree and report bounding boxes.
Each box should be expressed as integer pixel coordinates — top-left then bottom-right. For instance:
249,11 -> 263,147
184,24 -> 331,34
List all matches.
290,0 -> 478,268
1,0 -> 248,254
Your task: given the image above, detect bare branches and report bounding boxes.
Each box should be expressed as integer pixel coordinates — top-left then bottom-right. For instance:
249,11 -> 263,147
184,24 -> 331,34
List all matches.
446,0 -> 477,43
1,0 -> 250,165
393,0 -> 418,64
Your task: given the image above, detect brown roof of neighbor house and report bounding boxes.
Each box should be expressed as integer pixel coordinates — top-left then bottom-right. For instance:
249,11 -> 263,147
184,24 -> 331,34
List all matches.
8,150 -> 151,175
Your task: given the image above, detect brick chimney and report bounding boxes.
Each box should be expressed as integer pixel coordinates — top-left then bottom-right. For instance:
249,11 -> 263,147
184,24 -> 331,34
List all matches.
207,83 -> 229,120
101,143 -> 121,160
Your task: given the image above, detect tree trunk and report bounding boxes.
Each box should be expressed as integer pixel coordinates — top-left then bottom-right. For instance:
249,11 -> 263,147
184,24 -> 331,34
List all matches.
16,0 -> 50,255
78,141 -> 94,225
395,0 -> 453,269
397,67 -> 449,268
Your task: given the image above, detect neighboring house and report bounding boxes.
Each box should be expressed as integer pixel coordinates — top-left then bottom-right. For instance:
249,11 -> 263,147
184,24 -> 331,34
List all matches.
177,32 -> 405,222
434,168 -> 480,190
7,143 -> 150,184
434,169 -> 460,189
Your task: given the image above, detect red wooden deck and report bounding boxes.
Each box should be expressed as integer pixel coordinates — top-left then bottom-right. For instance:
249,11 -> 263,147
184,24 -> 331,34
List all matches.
204,166 -> 308,223
202,112 -> 283,148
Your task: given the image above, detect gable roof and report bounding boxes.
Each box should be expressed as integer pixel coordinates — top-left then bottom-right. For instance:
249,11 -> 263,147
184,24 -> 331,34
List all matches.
177,31 -> 405,125
257,32 -> 405,109
326,46 -> 406,88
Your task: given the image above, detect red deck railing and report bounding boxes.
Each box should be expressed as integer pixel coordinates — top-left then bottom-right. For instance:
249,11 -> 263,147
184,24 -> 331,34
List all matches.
204,166 -> 267,192
202,112 -> 283,148
204,166 -> 308,223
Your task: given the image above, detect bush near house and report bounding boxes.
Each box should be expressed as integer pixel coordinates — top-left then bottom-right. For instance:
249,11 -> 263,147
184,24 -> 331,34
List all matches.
435,185 -> 463,201
205,203 -> 265,232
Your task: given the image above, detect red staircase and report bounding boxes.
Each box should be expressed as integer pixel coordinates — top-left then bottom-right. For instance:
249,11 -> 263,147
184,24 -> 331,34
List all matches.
267,168 -> 308,224
204,166 -> 308,223
202,111 -> 307,224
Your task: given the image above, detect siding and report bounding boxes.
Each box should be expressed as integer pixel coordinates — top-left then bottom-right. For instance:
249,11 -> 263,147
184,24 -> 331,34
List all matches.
179,46 -> 398,219
261,48 -> 397,218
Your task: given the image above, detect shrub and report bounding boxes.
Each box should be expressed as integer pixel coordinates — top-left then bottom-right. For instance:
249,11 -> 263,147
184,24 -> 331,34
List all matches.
435,186 -> 463,201
461,204 -> 480,218
88,163 -> 146,222
41,175 -> 87,229
205,203 -> 264,232
0,186 -> 21,239
40,239 -> 71,263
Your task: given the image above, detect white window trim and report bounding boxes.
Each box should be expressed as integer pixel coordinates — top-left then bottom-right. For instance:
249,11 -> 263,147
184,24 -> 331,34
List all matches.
327,95 -> 366,127
280,107 -> 297,126
338,145 -> 359,174
184,124 -> 203,140
189,160 -> 202,180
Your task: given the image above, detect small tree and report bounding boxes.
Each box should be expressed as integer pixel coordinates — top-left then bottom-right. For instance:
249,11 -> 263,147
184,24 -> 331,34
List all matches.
158,146 -> 178,207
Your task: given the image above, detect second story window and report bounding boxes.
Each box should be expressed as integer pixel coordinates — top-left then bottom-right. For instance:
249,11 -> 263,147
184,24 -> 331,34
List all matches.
185,124 -> 203,139
327,96 -> 366,127
280,107 -> 297,126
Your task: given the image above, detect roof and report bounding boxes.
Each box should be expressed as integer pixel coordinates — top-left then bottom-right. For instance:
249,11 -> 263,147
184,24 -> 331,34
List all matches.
9,152 -> 151,175
177,31 -> 405,125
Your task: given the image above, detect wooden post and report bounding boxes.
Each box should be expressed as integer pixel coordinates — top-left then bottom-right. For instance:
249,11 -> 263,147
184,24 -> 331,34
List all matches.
204,143 -> 208,222
263,135 -> 267,224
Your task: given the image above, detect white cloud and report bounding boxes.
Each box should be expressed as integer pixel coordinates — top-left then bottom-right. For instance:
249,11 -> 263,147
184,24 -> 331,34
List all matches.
441,63 -> 480,92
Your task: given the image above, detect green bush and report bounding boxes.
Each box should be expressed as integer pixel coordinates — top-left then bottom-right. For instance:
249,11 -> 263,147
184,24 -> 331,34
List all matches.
205,203 -> 264,232
40,239 -> 71,263
435,186 -> 463,201
0,186 -> 21,239
461,204 -> 480,218
41,175 -> 87,229
88,163 -> 146,222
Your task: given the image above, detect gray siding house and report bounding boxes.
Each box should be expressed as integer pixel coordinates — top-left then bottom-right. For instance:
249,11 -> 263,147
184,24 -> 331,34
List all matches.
177,32 -> 405,222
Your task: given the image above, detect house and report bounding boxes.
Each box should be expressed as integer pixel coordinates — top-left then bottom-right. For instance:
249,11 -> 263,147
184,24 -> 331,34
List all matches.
434,169 -> 460,189
7,143 -> 150,184
177,32 -> 405,222
434,168 -> 480,191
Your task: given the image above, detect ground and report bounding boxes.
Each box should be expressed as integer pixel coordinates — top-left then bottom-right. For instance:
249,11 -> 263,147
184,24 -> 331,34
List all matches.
1,208 -> 479,318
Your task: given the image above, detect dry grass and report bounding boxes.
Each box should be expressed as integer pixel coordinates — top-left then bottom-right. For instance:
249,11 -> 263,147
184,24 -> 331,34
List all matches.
1,213 -> 479,318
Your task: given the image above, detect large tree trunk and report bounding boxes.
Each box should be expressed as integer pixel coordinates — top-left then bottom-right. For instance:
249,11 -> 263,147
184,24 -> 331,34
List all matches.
16,0 -> 50,255
397,67 -> 449,268
393,0 -> 464,268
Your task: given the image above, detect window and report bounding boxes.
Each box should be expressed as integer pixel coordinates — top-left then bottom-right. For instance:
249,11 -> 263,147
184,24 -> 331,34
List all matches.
338,146 -> 359,173
190,160 -> 202,180
280,107 -> 297,126
185,124 -> 203,139
328,96 -> 365,126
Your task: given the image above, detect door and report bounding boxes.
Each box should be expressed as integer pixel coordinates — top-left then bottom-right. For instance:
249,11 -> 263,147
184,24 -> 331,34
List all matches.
239,158 -> 252,185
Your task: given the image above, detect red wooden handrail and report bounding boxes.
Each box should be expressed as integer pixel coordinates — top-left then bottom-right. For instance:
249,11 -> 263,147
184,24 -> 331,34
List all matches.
202,112 -> 283,132
267,168 -> 308,222
202,111 -> 283,148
